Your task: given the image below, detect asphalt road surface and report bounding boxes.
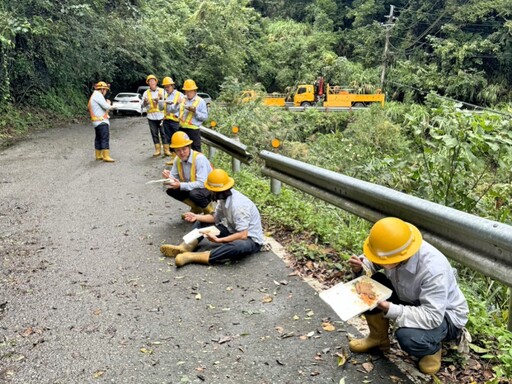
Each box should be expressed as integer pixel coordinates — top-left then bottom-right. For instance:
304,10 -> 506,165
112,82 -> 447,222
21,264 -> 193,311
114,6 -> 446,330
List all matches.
0,117 -> 413,383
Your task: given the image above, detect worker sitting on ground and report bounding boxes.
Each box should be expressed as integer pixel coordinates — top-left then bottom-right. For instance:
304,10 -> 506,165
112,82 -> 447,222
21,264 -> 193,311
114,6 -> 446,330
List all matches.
160,169 -> 264,267
348,217 -> 469,375
161,131 -> 213,215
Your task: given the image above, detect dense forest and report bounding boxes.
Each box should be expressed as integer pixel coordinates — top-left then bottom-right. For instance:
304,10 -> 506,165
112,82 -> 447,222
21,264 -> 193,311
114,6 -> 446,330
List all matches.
1,0 -> 511,116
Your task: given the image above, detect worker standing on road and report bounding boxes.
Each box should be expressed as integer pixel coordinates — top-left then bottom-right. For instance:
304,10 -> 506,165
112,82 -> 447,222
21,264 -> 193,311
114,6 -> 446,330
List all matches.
88,81 -> 115,162
347,217 -> 469,375
161,132 -> 214,216
179,79 -> 208,152
160,169 -> 264,268
162,77 -> 184,165
142,74 -> 165,157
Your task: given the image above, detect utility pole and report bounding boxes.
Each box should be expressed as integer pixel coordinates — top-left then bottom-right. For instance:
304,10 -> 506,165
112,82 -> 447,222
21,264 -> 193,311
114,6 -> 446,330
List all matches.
380,5 -> 397,89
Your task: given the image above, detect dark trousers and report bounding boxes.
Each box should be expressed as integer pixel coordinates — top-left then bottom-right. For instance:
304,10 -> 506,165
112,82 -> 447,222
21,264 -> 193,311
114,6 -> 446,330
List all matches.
148,119 -> 164,144
166,188 -> 211,208
195,223 -> 261,263
179,127 -> 201,152
94,123 -> 110,150
162,119 -> 179,145
369,272 -> 462,357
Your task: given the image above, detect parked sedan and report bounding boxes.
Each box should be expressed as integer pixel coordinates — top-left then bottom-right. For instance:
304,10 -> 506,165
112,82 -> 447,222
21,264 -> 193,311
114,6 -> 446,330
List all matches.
112,92 -> 146,116
197,92 -> 212,108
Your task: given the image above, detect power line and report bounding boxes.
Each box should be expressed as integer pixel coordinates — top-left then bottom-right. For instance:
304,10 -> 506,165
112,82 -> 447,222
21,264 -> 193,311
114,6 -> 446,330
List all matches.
387,80 -> 512,118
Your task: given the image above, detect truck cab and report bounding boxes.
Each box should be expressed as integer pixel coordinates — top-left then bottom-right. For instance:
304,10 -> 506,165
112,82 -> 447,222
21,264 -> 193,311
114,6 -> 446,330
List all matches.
293,85 -> 316,107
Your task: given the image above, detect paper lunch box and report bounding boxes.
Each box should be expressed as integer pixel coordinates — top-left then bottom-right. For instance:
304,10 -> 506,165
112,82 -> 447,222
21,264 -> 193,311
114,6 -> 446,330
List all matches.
319,275 -> 392,321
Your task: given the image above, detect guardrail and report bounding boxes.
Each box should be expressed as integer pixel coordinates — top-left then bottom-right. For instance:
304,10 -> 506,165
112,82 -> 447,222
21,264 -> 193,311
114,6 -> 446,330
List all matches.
198,128 -> 512,330
200,126 -> 252,173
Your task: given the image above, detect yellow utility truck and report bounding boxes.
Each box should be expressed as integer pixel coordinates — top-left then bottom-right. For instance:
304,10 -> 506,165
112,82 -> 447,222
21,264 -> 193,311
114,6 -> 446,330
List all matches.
294,84 -> 385,107
241,90 -> 286,107
242,85 -> 385,108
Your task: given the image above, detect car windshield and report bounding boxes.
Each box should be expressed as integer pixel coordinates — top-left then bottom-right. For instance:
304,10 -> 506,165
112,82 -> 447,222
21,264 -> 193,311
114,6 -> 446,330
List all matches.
198,93 -> 210,99
115,93 -> 138,99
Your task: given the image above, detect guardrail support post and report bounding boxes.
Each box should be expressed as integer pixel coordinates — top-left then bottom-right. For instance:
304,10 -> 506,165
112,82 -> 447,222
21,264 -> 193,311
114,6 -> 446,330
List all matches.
232,157 -> 241,174
508,288 -> 512,332
208,146 -> 217,161
271,178 -> 281,195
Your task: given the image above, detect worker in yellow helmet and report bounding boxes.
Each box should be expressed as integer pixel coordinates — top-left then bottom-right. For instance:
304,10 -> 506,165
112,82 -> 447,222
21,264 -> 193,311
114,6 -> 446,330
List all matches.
87,81 -> 115,162
348,217 -> 469,375
161,76 -> 184,165
160,169 -> 264,268
142,74 -> 165,157
179,79 -> 208,152
161,131 -> 213,215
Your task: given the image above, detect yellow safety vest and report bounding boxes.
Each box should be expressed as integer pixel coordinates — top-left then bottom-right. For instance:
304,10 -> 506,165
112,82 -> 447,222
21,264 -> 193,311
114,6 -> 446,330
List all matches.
164,91 -> 181,121
88,95 -> 108,122
177,151 -> 200,182
147,88 -> 164,113
179,97 -> 201,129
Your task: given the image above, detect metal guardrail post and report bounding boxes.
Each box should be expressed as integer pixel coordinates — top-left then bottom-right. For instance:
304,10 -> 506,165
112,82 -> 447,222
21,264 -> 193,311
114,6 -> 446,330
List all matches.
208,146 -> 217,161
271,178 -> 282,195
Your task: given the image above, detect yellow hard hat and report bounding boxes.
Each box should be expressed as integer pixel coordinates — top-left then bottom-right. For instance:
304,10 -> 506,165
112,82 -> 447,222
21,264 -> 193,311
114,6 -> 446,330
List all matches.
182,79 -> 198,91
170,131 -> 193,149
162,77 -> 175,86
146,74 -> 158,85
363,217 -> 422,265
204,169 -> 235,192
95,81 -> 110,90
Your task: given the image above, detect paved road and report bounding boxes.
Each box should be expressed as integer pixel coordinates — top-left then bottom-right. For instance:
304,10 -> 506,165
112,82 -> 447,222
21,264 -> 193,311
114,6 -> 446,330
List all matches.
0,117 -> 413,383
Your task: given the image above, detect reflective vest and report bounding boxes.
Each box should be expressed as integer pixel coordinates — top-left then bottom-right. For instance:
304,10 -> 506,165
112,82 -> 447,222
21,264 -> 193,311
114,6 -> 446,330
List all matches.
177,151 -> 200,182
179,97 -> 201,129
146,88 -> 164,113
164,91 -> 181,121
88,94 -> 108,122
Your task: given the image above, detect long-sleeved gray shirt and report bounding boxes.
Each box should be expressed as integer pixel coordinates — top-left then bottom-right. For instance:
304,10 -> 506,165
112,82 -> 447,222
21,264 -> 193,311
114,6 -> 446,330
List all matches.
214,189 -> 264,245
89,90 -> 111,127
359,241 -> 469,330
170,150 -> 212,191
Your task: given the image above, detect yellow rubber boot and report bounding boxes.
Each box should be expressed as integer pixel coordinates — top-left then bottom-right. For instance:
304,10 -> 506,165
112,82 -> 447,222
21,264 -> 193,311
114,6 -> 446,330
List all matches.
418,349 -> 442,375
165,153 -> 176,166
175,251 -> 210,267
153,143 -> 162,157
160,240 -> 198,258
349,312 -> 390,353
163,144 -> 172,157
202,203 -> 215,215
95,150 -> 103,161
183,198 -> 203,214
102,149 -> 115,163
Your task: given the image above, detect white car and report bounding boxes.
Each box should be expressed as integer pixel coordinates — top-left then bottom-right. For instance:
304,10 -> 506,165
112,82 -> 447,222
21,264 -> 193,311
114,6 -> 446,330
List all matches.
197,92 -> 212,108
112,92 -> 146,116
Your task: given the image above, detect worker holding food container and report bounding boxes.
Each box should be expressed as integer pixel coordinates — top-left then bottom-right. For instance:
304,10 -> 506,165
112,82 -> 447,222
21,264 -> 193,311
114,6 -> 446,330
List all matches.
159,169 -> 264,267
161,131 -> 213,215
347,217 -> 469,375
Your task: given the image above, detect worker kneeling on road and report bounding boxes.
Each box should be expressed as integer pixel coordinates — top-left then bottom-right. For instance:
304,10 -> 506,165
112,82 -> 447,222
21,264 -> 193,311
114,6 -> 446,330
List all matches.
160,169 -> 264,267
162,131 -> 213,215
348,217 -> 469,375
